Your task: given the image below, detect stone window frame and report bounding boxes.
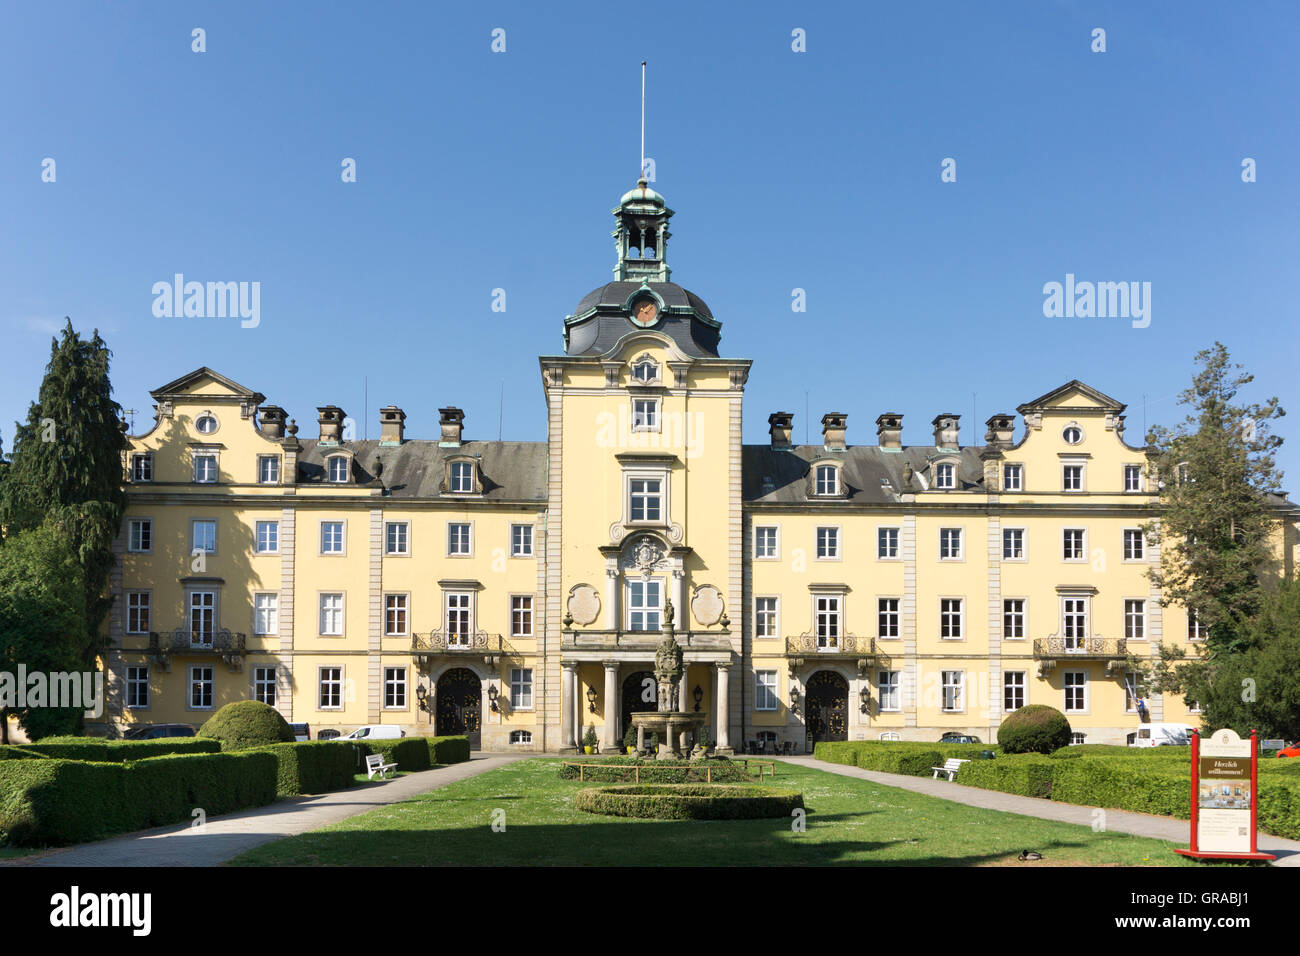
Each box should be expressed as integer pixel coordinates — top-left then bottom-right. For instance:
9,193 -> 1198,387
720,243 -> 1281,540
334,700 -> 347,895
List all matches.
1001,526 -> 1028,562
318,591 -> 346,637
623,465 -> 670,527
385,520 -> 411,556
1123,463 -> 1144,493
1063,669 -> 1089,714
1061,526 -> 1087,563
809,587 -> 846,647
1002,462 -> 1024,492
1003,671 -> 1026,712
326,454 -> 351,484
939,596 -> 965,641
192,446 -> 220,484
807,459 -> 847,499
125,590 -> 152,635
1061,458 -> 1087,493
510,523 -> 535,558
1122,527 -> 1146,562
877,669 -> 901,712
125,665 -> 150,710
184,586 -> 221,646
319,519 -> 347,557
510,594 -> 534,638
190,518 -> 218,556
876,596 -> 901,639
940,669 -> 965,713
814,524 -> 841,561
876,525 -> 901,560
252,665 -> 278,707
318,665 -> 344,711
446,520 -> 474,558
254,519 -> 279,554
754,670 -> 779,711
628,352 -> 663,387
187,665 -> 215,711
938,525 -> 964,561
444,457 -> 483,496
127,517 -> 153,553
1002,597 -> 1028,640
383,666 -> 408,710
753,595 -> 780,639
1123,598 -> 1147,641
625,575 -> 664,632
1058,591 -> 1092,646
442,588 -> 476,645
630,396 -> 661,433
933,460 -> 958,490
1062,423 -> 1085,446
753,524 -> 780,561
130,452 -> 153,482
258,454 -> 282,485
194,412 -> 221,436
384,592 -> 410,637
251,591 -> 279,636
509,729 -> 534,745
509,668 -> 534,710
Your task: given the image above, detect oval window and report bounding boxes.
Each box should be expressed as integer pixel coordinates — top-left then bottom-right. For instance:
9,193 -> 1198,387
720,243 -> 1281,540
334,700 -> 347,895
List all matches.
1062,425 -> 1082,445
195,414 -> 218,435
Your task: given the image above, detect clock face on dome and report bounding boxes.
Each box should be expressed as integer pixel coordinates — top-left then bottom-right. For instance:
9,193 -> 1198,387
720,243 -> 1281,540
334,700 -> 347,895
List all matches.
630,298 -> 660,327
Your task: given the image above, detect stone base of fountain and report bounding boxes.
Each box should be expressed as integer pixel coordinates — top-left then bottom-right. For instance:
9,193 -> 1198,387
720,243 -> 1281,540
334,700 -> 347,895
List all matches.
631,711 -> 706,761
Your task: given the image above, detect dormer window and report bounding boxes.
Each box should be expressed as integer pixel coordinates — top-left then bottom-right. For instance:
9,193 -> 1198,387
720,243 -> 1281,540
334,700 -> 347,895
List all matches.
327,456 -> 349,483
815,464 -> 839,496
450,461 -> 474,493
631,358 -> 660,384
935,462 -> 956,489
195,413 -> 219,435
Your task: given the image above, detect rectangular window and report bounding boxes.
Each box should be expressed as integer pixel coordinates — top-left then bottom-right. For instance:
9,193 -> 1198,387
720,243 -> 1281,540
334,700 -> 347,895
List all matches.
128,518 -> 152,553
754,526 -> 779,559
1188,610 -> 1207,641
1062,463 -> 1083,491
384,667 -> 407,709
627,579 -> 662,631
319,593 -> 344,636
258,456 -> 280,484
511,524 -> 534,557
1062,597 -> 1088,649
1124,599 -> 1146,640
255,520 -> 279,553
253,593 -> 278,635
510,668 -> 534,709
126,666 -> 149,709
126,592 -> 151,635
1123,529 -> 1145,561
935,462 -> 955,489
385,594 -> 408,636
1064,671 -> 1087,712
327,456 -> 349,483
131,453 -> 153,482
189,591 -> 216,645
1003,598 -> 1026,639
253,666 -> 277,706
511,596 -> 533,637
1062,528 -> 1085,560
755,597 -> 778,638
1002,528 -> 1025,560
629,478 -> 662,522
877,598 -> 900,638
450,461 -> 474,493
877,527 -> 899,559
193,454 -> 218,483
189,666 -> 214,709
1002,463 -> 1023,492
755,670 -> 778,711
815,526 -> 839,559
814,595 -> 841,648
1124,464 -> 1143,492
319,667 -> 342,709
191,519 -> 217,555
1003,672 -> 1025,712
940,598 -> 963,640
385,521 -> 409,555
815,465 -> 839,496
942,671 -> 964,712
631,398 -> 658,430
447,522 -> 471,555
939,527 -> 962,560
445,592 -> 472,645
320,521 -> 344,554
878,670 -> 900,711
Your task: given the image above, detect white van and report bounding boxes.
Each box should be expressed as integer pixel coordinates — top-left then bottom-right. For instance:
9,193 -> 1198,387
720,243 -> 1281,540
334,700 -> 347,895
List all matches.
338,725 -> 405,740
1129,723 -> 1196,747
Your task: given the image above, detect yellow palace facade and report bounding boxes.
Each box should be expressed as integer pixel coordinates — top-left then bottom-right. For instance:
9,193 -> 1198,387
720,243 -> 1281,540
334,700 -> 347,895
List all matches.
99,180 -> 1299,751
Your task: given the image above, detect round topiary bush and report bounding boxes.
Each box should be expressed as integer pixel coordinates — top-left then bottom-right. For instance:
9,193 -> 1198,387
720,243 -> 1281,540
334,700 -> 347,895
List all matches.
574,784 -> 803,820
997,704 -> 1073,754
198,700 -> 294,750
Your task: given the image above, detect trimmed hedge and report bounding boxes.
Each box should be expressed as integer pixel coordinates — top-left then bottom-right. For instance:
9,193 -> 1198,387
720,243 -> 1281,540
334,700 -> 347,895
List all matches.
352,737 -> 431,773
998,705 -> 1072,754
11,737 -> 222,762
956,754 -> 1056,799
574,784 -> 803,820
198,701 -> 294,750
559,757 -> 754,783
0,746 -> 49,760
0,751 -> 277,847
428,735 -> 471,765
252,742 -> 356,796
1048,744 -> 1187,759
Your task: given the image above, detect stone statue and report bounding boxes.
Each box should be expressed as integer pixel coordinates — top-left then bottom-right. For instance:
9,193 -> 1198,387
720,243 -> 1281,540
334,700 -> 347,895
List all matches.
654,599 -> 683,713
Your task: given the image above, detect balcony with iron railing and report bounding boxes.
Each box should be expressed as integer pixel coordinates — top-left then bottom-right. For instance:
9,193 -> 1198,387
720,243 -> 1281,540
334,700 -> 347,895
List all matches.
783,633 -> 885,675
1032,635 -> 1131,675
411,631 -> 514,672
560,628 -> 732,654
147,628 -> 247,672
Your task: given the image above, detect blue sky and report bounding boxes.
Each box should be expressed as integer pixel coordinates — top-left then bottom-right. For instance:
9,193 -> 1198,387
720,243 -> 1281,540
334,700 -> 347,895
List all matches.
2,1 -> 1297,484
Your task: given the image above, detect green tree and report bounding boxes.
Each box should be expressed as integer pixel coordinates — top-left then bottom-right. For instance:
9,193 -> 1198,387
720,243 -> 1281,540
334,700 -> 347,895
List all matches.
1143,342 -> 1286,655
0,522 -> 89,742
1,320 -> 127,677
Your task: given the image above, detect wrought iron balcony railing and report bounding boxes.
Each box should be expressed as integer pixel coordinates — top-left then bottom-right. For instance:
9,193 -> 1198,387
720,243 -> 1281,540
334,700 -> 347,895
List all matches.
147,628 -> 247,672
1032,636 -> 1128,658
411,630 -> 503,655
784,633 -> 876,657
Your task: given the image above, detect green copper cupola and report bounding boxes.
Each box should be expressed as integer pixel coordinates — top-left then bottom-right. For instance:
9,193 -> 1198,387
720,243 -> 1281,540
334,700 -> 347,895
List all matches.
612,178 -> 673,282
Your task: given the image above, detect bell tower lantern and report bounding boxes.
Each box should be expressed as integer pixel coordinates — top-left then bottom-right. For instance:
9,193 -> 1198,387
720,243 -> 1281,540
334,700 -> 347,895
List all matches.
613,178 -> 673,282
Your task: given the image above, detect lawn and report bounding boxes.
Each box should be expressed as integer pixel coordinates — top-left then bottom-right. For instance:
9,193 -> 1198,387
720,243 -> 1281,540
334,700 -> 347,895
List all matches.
228,758 -> 1201,866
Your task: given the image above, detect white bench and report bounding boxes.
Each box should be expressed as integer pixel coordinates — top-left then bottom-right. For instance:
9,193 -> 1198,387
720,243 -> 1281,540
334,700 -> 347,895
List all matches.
365,753 -> 398,780
931,757 -> 969,781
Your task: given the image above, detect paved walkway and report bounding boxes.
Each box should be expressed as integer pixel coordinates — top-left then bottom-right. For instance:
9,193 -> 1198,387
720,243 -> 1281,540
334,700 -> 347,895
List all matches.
4,754 -> 522,867
782,755 -> 1300,866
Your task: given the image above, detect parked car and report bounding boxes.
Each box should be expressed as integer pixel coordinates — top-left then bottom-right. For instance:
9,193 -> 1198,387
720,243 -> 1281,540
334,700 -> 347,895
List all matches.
337,725 -> 404,740
289,723 -> 311,742
1129,723 -> 1195,747
939,733 -> 981,744
1276,741 -> 1300,758
123,723 -> 196,740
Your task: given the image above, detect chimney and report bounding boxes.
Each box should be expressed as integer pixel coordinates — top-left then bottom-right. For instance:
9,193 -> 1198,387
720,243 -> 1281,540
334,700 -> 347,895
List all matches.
439,407 -> 465,447
768,412 -> 794,450
931,413 -> 960,448
317,406 -> 345,444
259,405 -> 287,440
379,406 -> 406,446
984,413 -> 1015,448
876,413 -> 903,449
821,413 -> 847,451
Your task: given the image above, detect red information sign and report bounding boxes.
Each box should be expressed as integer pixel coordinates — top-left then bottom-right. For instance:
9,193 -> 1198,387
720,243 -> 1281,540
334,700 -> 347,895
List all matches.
1174,728 -> 1275,862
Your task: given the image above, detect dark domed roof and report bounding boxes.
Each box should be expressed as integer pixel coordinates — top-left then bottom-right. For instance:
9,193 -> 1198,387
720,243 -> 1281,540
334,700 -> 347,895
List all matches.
573,281 -> 714,322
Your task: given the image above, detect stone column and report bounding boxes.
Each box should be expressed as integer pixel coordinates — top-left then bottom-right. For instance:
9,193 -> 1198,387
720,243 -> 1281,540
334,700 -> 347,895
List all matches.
715,662 -> 733,754
671,569 -> 685,626
602,662 -> 619,752
678,669 -> 690,750
604,567 -> 619,631
560,662 -> 577,751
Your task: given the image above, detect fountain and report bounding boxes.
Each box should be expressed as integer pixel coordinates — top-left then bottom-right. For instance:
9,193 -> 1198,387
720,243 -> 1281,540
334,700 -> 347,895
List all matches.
630,599 -> 706,760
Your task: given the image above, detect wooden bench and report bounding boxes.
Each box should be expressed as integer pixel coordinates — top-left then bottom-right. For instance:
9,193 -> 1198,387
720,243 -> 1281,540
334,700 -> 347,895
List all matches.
931,757 -> 969,781
365,753 -> 398,780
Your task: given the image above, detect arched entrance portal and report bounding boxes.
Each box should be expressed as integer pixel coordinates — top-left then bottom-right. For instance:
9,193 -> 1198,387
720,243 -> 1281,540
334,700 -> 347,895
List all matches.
436,667 -> 482,749
805,670 -> 848,744
621,670 -> 657,746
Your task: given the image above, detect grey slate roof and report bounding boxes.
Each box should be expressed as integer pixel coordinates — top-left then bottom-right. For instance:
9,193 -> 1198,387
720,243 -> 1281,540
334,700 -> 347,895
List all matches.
573,281 -> 714,321
295,439 -> 547,502
743,444 -> 988,504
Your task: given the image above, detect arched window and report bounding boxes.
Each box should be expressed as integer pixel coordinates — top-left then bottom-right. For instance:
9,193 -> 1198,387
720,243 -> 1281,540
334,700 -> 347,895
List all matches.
815,464 -> 839,496
327,456 -> 349,483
